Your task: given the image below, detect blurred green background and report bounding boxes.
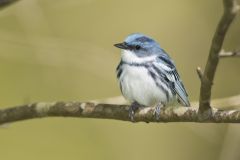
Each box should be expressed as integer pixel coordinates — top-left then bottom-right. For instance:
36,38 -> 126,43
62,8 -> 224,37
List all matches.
0,0 -> 240,160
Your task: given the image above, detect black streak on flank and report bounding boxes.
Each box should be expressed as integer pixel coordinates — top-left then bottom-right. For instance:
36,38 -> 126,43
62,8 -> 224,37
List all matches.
116,60 -> 123,71
148,70 -> 170,101
119,81 -> 123,94
117,68 -> 122,79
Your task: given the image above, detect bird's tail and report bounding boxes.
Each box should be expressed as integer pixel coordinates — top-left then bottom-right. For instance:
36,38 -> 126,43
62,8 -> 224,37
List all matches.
174,83 -> 190,107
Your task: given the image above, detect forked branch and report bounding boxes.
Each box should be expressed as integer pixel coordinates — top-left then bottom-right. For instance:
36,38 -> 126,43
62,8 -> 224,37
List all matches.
199,0 -> 239,116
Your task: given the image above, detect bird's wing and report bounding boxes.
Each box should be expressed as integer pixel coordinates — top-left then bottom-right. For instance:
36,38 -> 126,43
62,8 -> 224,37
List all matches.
153,54 -> 190,107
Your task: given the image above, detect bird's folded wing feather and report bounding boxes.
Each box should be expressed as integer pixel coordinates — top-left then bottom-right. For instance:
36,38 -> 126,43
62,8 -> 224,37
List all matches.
153,54 -> 190,107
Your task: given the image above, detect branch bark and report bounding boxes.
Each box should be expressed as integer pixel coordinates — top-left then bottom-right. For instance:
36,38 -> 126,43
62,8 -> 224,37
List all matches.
0,95 -> 240,124
199,0 -> 239,116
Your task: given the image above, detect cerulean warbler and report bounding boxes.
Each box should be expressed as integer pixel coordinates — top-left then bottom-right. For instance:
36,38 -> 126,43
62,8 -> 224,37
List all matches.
114,33 -> 190,121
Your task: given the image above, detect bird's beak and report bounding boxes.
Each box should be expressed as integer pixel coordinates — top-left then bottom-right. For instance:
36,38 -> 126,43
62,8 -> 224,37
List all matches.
114,42 -> 129,50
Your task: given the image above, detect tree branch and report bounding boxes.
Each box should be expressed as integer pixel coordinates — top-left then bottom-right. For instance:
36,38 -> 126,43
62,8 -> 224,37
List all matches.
0,95 -> 240,124
199,0 -> 239,116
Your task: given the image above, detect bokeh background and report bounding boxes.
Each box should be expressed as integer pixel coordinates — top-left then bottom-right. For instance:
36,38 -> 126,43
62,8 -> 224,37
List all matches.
0,0 -> 240,160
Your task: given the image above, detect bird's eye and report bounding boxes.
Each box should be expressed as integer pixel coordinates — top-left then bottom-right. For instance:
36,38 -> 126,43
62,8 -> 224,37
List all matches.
135,45 -> 141,50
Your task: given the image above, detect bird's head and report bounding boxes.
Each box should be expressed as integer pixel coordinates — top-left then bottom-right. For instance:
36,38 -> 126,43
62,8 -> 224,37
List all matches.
114,33 -> 162,63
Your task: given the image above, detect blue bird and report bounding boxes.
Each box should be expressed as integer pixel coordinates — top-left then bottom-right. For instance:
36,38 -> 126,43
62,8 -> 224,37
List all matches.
114,33 -> 190,121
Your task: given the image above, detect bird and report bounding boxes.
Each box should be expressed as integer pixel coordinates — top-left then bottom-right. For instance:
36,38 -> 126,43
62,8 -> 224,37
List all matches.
114,33 -> 190,121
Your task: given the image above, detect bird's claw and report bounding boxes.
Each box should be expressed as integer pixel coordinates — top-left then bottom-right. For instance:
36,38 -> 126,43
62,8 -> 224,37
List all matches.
129,108 -> 135,122
153,103 -> 163,121
129,102 -> 140,122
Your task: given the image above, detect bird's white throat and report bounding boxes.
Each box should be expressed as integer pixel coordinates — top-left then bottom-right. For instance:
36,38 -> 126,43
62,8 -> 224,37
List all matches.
121,50 -> 157,63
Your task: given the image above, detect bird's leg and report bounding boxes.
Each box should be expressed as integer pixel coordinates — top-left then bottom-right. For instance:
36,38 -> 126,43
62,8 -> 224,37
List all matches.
153,102 -> 164,121
129,101 -> 141,122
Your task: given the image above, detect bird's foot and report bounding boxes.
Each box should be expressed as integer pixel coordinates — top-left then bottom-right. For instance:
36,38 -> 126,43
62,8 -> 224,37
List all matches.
153,103 -> 164,121
129,102 -> 140,122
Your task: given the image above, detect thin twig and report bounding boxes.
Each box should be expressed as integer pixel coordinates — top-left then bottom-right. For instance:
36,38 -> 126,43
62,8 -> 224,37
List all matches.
219,49 -> 240,58
196,67 -> 203,81
199,0 -> 239,116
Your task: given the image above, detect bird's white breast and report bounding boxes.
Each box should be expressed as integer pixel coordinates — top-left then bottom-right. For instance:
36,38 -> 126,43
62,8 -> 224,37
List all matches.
119,64 -> 168,106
